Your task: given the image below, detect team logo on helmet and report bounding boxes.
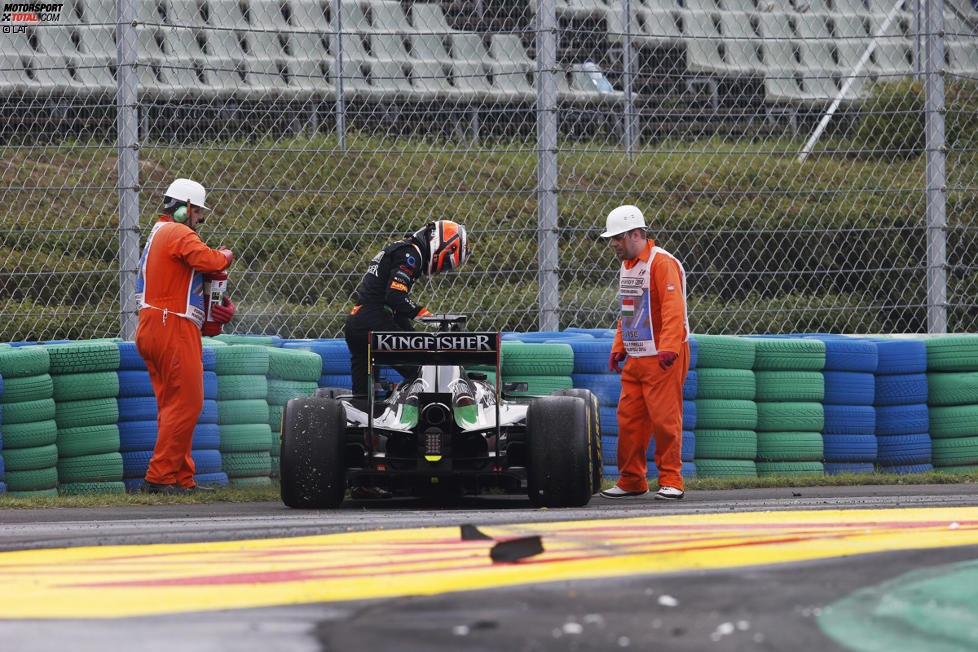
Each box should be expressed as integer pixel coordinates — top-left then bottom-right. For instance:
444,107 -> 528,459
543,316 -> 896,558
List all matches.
428,221 -> 470,275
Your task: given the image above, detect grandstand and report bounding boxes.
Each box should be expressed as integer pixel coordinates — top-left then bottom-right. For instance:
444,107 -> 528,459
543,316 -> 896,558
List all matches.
1,0 -> 976,139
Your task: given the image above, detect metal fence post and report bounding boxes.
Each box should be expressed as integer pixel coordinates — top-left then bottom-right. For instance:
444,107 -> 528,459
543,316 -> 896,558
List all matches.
536,0 -> 559,331
334,0 -> 346,150
925,0 -> 947,333
622,0 -> 638,157
117,0 -> 139,340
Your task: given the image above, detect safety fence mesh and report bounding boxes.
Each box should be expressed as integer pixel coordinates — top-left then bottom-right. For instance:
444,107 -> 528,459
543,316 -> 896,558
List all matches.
0,0 -> 976,340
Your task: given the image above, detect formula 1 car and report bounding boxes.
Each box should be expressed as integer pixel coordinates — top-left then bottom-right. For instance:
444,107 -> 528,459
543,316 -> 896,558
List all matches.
280,314 -> 601,508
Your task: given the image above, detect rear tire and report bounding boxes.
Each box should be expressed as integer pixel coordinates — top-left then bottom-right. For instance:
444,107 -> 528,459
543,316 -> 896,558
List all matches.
280,397 -> 347,508
526,396 -> 592,507
551,388 -> 602,495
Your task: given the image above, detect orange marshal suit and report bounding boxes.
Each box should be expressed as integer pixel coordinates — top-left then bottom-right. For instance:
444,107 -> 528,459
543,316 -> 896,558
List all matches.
134,216 -> 229,487
612,239 -> 690,492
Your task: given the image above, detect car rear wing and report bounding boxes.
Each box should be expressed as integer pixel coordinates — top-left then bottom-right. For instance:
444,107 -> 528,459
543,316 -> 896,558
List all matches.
367,331 -> 502,436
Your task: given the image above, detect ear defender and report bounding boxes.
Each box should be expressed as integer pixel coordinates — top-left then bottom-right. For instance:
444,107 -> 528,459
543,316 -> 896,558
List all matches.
173,206 -> 188,223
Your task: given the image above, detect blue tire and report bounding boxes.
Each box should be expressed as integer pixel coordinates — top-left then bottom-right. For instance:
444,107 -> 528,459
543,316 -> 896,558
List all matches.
874,373 -> 928,406
282,339 -> 351,374
201,346 -> 216,371
823,404 -> 876,435
682,430 -> 696,462
680,461 -> 697,478
117,396 -> 158,422
191,448 -> 222,474
683,369 -> 698,400
683,400 -> 697,431
569,339 -> 614,374
195,471 -> 229,487
116,370 -> 154,397
876,433 -> 932,465
823,372 -> 875,405
806,337 -> 878,372
199,400 -> 218,424
822,434 -> 878,462
117,342 -> 147,371
877,463 -> 933,475
599,407 -> 618,435
688,337 -> 698,370
825,462 -> 875,475
875,403 -> 929,436
571,373 -> 621,406
319,374 -> 353,390
203,371 -> 218,401
870,339 -> 927,374
192,423 -> 221,450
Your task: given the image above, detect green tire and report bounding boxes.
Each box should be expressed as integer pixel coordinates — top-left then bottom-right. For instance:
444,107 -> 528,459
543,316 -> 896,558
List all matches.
693,429 -> 757,459
755,371 -> 825,402
267,348 -> 322,382
934,464 -> 978,474
229,476 -> 273,488
219,423 -> 273,453
56,424 -> 121,458
6,488 -> 59,498
269,404 -> 284,432
54,398 -> 119,428
694,335 -> 755,370
694,399 -> 758,430
756,461 -> 825,477
2,443 -> 59,471
927,372 -> 978,407
500,342 -> 574,376
695,368 -> 756,400
45,341 -> 120,374
2,398 -> 56,425
266,379 -> 319,406
0,374 -> 54,404
217,399 -> 271,425
56,452 -> 124,483
752,338 -> 825,371
693,459 -> 757,478
928,405 -> 978,439
756,402 -> 824,432
58,482 -> 126,495
0,419 -> 57,448
931,436 -> 978,466
216,375 -> 268,401
925,335 -> 978,371
51,371 -> 119,401
221,451 -> 272,477
501,375 -> 573,399
756,431 -> 824,461
214,345 -> 270,376
0,346 -> 50,379
4,466 -> 58,491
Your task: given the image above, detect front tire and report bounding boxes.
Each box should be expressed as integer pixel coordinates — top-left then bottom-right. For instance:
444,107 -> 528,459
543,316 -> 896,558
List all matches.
280,397 -> 347,508
526,396 -> 592,507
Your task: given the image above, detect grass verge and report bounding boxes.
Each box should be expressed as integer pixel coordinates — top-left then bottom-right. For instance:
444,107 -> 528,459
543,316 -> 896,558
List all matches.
0,471 -> 974,509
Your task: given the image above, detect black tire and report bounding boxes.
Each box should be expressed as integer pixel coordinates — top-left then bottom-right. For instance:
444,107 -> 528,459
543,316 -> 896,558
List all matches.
551,388 -> 602,495
280,396 -> 347,508
526,396 -> 592,507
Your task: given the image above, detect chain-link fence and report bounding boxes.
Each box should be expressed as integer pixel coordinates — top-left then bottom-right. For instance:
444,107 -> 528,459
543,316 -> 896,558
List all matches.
1,0 -> 976,341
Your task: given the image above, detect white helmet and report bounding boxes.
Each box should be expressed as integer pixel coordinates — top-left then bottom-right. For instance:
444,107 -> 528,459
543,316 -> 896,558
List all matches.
164,178 -> 208,210
601,204 -> 645,237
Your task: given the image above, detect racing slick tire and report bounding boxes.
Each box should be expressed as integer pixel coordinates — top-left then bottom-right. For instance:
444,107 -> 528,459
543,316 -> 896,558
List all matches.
550,388 -> 602,495
280,396 -> 347,508
526,396 -> 592,507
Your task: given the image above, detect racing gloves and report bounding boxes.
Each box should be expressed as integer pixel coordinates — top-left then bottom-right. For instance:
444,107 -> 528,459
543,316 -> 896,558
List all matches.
657,351 -> 678,370
211,297 -> 235,324
609,351 -> 626,373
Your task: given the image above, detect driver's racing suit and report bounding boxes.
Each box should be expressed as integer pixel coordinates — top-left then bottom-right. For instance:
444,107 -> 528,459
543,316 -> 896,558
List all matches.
344,237 -> 432,397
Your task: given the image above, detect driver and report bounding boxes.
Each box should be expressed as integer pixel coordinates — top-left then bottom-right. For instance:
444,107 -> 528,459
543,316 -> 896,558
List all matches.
344,220 -> 471,401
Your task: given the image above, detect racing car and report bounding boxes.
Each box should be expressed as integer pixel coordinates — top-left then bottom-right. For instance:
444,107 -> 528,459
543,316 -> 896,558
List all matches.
280,314 -> 601,508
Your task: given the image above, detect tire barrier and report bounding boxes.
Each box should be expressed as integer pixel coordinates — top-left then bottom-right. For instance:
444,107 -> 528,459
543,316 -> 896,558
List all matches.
5,333 -> 978,494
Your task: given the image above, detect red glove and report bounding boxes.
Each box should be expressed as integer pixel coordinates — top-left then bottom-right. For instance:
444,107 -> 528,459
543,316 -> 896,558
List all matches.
609,351 -> 626,373
210,297 -> 235,324
219,247 -> 234,267
657,351 -> 678,370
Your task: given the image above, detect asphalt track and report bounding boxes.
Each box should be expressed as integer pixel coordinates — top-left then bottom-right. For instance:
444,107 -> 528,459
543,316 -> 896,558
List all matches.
0,484 -> 975,652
